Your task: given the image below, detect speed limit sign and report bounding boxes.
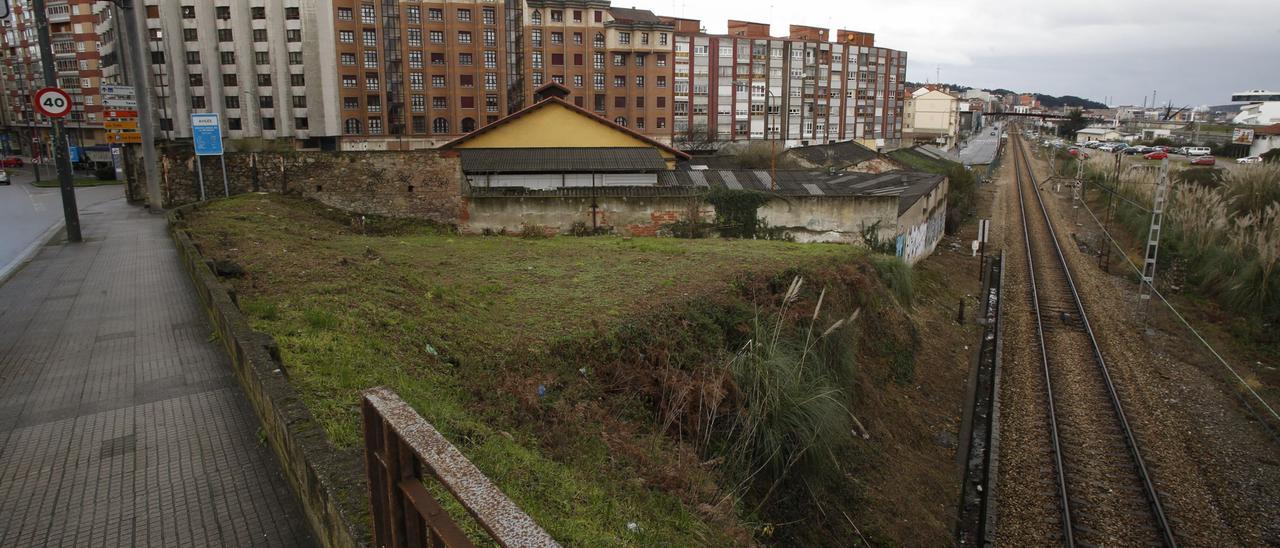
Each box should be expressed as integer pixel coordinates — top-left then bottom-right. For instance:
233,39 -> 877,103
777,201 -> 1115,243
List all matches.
33,87 -> 73,118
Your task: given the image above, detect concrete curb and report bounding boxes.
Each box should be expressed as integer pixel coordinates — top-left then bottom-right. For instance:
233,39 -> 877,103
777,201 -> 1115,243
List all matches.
0,219 -> 64,288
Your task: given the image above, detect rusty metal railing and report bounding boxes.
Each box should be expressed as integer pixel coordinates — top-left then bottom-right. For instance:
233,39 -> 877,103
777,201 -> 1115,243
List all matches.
362,387 -> 559,548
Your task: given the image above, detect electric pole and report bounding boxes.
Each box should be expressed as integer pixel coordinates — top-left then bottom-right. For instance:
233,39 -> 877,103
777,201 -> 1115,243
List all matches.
32,0 -> 81,242
114,0 -> 162,211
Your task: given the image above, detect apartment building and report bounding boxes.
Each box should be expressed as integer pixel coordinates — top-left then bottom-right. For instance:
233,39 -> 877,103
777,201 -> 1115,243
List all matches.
0,0 -> 105,156
669,19 -> 906,150
130,0 -> 342,147
516,2 -> 673,142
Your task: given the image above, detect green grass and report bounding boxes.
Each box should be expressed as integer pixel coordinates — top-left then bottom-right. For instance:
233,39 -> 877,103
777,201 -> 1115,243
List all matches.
31,176 -> 121,188
184,194 -> 866,544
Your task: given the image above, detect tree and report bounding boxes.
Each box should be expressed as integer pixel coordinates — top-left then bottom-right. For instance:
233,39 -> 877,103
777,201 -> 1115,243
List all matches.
1059,109 -> 1088,139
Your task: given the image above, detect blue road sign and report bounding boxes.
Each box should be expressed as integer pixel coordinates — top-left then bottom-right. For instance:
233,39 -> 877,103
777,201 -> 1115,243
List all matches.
191,113 -> 223,156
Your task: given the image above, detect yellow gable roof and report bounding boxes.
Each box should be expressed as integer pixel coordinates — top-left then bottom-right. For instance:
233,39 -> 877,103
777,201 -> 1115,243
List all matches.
440,98 -> 689,162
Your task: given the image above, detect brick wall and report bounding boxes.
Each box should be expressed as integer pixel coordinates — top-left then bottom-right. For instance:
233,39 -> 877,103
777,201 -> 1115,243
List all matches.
137,145 -> 464,224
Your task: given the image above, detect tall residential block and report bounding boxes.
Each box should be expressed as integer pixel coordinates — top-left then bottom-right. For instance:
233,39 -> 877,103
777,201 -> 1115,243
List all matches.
1,0 -> 909,152
0,0 -> 105,156
670,19 -> 907,150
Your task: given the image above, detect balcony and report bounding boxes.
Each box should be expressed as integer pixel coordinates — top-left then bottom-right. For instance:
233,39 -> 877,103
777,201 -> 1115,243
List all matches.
46,1 -> 71,23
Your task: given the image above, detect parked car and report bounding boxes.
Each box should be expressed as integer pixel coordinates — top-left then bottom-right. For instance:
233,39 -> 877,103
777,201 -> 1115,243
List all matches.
1151,146 -> 1171,153
0,157 -> 23,168
1237,156 -> 1263,164
1124,146 -> 1149,155
0,170 -> 8,185
1083,141 -> 1102,149
1184,147 -> 1211,157
1144,151 -> 1169,160
1190,156 -> 1216,166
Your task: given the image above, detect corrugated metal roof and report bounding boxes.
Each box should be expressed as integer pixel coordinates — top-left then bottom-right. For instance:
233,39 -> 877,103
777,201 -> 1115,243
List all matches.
459,148 -> 666,173
803,183 -> 825,196
720,171 -> 742,190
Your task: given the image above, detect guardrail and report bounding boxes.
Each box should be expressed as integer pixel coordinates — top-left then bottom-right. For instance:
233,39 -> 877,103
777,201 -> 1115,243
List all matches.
362,387 -> 559,548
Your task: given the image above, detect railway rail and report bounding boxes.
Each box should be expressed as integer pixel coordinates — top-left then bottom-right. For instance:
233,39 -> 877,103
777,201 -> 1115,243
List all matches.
1009,131 -> 1176,547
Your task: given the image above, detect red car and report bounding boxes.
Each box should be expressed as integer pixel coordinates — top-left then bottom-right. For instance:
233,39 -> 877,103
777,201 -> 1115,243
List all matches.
1144,151 -> 1169,160
1068,148 -> 1089,158
1190,156 -> 1216,166
0,157 -> 23,167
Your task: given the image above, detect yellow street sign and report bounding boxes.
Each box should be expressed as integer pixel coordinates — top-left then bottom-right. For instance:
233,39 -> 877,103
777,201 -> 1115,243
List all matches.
106,132 -> 143,144
103,120 -> 139,130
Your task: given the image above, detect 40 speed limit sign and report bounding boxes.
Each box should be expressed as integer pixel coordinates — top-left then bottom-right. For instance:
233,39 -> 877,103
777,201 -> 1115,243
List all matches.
33,87 -> 73,118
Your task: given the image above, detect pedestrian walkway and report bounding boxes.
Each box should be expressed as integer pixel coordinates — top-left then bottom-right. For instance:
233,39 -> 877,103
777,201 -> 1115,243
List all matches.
0,197 -> 312,546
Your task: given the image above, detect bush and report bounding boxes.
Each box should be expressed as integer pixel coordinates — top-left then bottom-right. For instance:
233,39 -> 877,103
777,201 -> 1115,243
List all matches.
95,164 -> 116,181
719,277 -> 859,501
1174,166 -> 1226,188
1262,148 -> 1280,164
706,188 -> 770,239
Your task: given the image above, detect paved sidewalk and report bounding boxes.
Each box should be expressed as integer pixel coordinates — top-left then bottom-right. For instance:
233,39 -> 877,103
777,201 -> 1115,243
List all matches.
0,198 -> 312,546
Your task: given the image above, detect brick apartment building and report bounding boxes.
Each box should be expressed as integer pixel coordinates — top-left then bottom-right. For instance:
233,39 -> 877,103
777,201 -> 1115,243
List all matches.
0,0 -> 105,157
1,0 -> 908,153
669,19 -> 906,150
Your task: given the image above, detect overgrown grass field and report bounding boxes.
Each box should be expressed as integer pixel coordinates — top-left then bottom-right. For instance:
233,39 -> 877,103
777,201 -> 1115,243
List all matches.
184,194 -> 891,544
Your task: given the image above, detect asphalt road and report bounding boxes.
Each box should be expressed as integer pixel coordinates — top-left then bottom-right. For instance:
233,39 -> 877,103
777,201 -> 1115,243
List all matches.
960,123 -> 1003,165
0,167 -> 123,276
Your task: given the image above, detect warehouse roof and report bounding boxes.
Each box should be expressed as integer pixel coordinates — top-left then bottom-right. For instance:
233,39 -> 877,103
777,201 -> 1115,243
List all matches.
660,169 -> 945,214
459,148 -> 667,173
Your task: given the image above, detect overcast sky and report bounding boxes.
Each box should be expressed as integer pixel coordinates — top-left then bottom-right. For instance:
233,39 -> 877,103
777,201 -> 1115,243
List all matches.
643,0 -> 1280,107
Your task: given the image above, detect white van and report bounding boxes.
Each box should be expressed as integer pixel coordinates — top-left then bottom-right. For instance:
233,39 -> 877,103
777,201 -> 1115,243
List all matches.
1185,147 -> 1211,157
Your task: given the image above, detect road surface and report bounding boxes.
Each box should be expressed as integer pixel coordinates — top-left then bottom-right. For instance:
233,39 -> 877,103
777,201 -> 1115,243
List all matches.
0,168 -> 123,277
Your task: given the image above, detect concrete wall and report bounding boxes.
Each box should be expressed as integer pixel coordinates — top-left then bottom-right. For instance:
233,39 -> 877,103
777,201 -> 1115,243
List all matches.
142,145 -> 463,223
894,178 -> 949,264
463,191 -> 905,245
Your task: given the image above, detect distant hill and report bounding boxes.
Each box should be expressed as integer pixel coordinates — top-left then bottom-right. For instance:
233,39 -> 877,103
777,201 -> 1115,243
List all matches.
905,82 -> 1105,109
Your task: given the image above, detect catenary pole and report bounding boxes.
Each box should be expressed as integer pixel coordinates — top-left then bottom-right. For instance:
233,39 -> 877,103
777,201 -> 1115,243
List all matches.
115,0 -> 162,211
32,0 -> 81,242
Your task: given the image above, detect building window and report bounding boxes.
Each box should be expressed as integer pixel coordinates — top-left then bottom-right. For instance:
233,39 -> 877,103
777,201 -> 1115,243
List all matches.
406,6 -> 420,24
573,32 -> 583,45
226,117 -> 241,130
551,32 -> 563,45
486,95 -> 498,112
613,76 -> 624,88
369,117 -> 383,134
407,29 -> 422,47
657,76 -> 666,88
291,74 -> 306,86
253,29 -> 268,42
483,29 -> 497,46
252,7 -> 266,19
618,32 -> 631,45
409,51 -> 423,68
341,53 -> 356,66
459,53 -> 473,65
364,51 -> 378,68
345,118 -> 362,135
343,75 -> 357,88
292,95 -> 307,108
431,75 -> 446,88
551,53 -> 564,66
339,31 -> 355,44
429,31 -> 444,44
338,7 -> 353,21
366,95 -> 381,113
285,7 -> 299,19
183,28 -> 198,41
615,96 -> 626,108
614,116 -> 626,127
262,117 -> 276,130
613,54 -> 625,67
530,10 -> 541,25
225,96 -> 240,109
220,51 -> 236,65
550,10 -> 563,22
288,52 -> 303,65
257,73 -> 272,86
483,8 -> 496,25
593,73 -> 604,88
457,9 -> 471,22
191,95 -> 206,109
259,95 -> 273,108
657,117 -> 666,129
218,29 -> 233,42
573,75 -> 583,88
432,117 -> 448,133
531,52 -> 542,69
185,51 -> 200,64
432,97 -> 447,109
458,31 -> 472,45
431,53 -> 446,66
594,33 -> 605,48
484,73 -> 497,90
255,52 -> 269,65
659,33 -> 668,46
460,74 -> 474,88
461,118 -> 476,132
366,74 -> 379,90
411,95 -> 426,112
182,6 -> 196,19
635,76 -> 644,87
295,117 -> 309,130
287,30 -> 302,43
223,73 -> 238,86
215,6 -> 230,19
360,4 -> 375,23
412,116 -> 427,133
531,29 -> 542,47
189,73 -> 203,87
363,30 -> 377,47
409,73 -> 423,90
484,51 -> 497,69
343,97 -> 358,110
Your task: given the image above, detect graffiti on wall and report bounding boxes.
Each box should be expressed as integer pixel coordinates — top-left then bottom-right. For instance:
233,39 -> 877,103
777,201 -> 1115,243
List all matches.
896,205 -> 947,264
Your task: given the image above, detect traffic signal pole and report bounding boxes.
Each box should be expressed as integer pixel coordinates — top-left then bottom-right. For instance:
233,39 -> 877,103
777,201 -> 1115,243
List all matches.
32,0 -> 81,242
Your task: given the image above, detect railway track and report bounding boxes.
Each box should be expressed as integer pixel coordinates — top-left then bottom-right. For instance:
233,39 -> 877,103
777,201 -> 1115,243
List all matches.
1010,132 -> 1176,547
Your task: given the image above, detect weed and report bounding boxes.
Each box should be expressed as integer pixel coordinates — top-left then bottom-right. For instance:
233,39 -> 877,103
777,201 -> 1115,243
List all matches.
869,255 -> 915,307
240,297 -> 280,320
303,308 -> 339,330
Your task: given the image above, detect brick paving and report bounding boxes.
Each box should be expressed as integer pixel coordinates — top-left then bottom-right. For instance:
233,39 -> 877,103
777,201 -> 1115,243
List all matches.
0,197 -> 312,546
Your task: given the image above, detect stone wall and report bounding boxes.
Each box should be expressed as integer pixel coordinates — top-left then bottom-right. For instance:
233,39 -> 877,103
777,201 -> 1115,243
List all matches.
168,206 -> 368,547
141,145 -> 463,224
